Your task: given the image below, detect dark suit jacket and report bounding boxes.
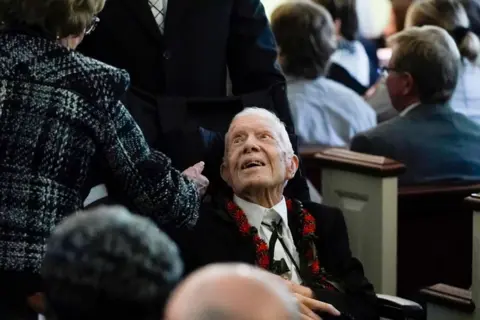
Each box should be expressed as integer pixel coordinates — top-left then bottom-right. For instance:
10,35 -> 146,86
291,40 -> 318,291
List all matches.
350,103 -> 480,185
168,200 -> 378,320
78,0 -> 284,99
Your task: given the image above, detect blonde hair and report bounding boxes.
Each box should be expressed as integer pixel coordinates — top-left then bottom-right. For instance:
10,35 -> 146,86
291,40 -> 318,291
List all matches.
0,0 -> 105,38
387,25 -> 460,103
406,0 -> 480,63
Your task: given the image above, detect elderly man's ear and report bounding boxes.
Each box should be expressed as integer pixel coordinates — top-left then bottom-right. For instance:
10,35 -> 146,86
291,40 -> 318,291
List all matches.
286,155 -> 299,180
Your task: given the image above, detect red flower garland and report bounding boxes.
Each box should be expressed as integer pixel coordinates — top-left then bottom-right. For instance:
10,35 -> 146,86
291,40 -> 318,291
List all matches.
226,198 -> 332,289
286,198 -> 321,276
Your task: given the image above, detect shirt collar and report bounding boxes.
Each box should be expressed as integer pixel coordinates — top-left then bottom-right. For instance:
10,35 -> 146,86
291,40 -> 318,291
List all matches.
233,195 -> 288,230
400,102 -> 421,117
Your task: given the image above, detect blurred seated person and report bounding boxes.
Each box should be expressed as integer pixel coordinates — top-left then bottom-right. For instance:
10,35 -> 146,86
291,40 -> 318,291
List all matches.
369,0 -> 480,124
42,206 -> 183,320
271,1 -> 376,147
0,0 -> 202,316
406,0 -> 480,124
356,0 -> 393,85
462,0 -> 480,37
165,263 -> 305,320
351,26 -> 480,185
313,0 -> 370,94
173,107 -> 378,319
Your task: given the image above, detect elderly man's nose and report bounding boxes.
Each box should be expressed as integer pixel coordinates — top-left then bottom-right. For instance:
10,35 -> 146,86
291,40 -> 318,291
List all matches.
242,139 -> 259,153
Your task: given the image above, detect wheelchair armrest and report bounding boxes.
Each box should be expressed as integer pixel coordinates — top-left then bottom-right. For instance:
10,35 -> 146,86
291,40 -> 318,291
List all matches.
376,294 -> 425,320
419,283 -> 475,313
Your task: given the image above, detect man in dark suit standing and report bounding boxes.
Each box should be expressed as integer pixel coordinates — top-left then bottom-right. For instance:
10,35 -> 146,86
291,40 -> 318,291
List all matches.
78,0 -> 309,200
170,107 -> 378,320
351,26 -> 480,185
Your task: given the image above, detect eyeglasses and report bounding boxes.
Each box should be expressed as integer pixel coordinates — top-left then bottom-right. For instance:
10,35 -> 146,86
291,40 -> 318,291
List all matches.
378,66 -> 400,77
85,16 -> 100,35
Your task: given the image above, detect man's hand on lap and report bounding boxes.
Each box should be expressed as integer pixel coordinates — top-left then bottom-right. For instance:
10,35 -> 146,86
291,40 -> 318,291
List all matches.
283,279 -> 341,319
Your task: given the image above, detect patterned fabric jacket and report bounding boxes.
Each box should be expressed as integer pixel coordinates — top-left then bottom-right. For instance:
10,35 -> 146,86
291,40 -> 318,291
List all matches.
0,31 -> 200,273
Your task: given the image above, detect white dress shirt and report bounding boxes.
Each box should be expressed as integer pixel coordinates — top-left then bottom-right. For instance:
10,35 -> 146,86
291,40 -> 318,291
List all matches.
149,0 -> 168,33
287,76 -> 376,147
400,102 -> 421,117
234,195 -> 302,284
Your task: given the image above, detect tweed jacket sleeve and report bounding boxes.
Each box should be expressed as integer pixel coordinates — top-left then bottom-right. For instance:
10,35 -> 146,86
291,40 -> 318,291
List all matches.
96,99 -> 200,228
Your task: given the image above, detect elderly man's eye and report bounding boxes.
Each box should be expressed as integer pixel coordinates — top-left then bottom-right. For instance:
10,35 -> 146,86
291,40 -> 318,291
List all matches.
260,133 -> 272,140
232,137 -> 242,144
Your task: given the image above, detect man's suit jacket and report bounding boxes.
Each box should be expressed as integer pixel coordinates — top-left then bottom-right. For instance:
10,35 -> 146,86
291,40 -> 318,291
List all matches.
78,0 -> 284,100
351,104 -> 480,185
168,200 -> 378,320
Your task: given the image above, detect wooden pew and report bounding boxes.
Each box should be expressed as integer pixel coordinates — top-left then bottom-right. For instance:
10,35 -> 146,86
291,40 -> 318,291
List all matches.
416,195 -> 480,320
302,148 -> 405,295
397,184 -> 480,298
300,147 -> 480,297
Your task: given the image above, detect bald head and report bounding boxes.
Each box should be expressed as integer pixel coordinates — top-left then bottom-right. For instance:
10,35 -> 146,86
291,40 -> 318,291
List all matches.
165,264 -> 299,320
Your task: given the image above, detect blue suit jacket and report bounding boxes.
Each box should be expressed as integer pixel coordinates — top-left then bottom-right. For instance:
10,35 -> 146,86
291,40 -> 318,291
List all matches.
350,104 -> 480,185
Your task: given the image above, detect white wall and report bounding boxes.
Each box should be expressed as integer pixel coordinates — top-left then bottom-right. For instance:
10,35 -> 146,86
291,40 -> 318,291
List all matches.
261,0 -> 392,39
261,0 -> 288,19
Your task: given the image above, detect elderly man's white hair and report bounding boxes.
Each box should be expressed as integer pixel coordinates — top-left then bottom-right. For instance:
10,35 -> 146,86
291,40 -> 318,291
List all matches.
165,263 -> 299,320
225,107 -> 294,157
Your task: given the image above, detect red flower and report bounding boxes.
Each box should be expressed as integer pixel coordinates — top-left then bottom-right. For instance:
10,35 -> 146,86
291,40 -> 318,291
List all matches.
239,222 -> 250,234
303,224 -> 315,235
234,210 -> 243,220
303,212 -> 315,222
227,201 -> 237,212
286,199 -> 293,211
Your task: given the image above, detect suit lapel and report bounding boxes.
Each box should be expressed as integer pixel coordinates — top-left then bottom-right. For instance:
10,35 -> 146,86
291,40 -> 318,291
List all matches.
121,0 -> 163,43
164,0 -> 190,43
287,199 -> 302,246
209,200 -> 257,263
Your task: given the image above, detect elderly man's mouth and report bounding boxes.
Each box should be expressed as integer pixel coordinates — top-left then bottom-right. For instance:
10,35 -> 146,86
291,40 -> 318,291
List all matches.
240,160 -> 266,170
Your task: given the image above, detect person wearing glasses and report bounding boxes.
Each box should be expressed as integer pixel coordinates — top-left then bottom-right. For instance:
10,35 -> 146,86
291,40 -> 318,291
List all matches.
351,25 -> 480,186
0,0 -> 205,317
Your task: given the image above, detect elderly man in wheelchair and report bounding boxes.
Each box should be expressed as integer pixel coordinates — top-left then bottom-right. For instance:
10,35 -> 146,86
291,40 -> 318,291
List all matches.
165,107 -> 425,320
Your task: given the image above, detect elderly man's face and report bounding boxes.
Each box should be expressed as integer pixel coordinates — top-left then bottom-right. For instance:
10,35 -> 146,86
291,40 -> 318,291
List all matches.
221,114 -> 298,195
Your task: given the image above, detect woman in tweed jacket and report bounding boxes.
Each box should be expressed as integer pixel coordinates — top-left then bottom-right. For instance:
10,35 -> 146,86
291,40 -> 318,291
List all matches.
0,0 -> 202,314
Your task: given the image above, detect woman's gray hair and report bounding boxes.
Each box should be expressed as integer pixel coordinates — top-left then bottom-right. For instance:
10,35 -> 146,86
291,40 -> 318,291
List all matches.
387,25 -> 460,104
225,107 -> 294,158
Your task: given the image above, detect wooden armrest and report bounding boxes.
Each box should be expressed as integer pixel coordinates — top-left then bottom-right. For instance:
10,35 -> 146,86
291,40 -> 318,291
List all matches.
299,144 -> 330,158
466,194 -> 480,210
419,284 -> 475,313
400,183 -> 480,197
308,148 -> 405,177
